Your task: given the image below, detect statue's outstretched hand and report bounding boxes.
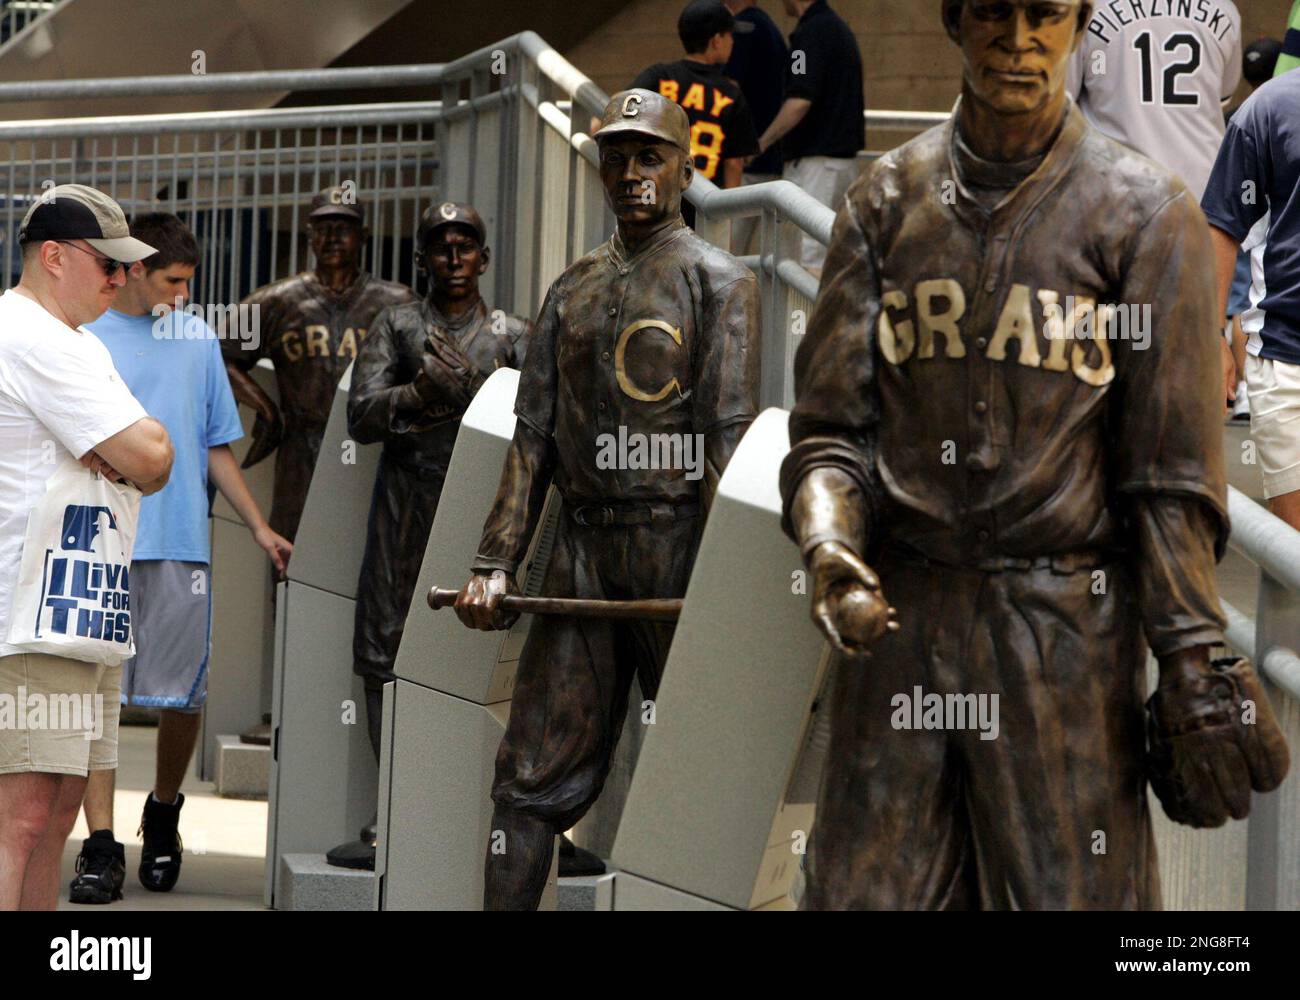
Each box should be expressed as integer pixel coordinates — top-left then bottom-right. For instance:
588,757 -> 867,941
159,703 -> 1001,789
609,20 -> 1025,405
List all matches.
807,541 -> 899,656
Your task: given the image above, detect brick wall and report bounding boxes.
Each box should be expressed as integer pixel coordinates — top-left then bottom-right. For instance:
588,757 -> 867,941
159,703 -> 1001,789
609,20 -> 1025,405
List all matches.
564,0 -> 1291,149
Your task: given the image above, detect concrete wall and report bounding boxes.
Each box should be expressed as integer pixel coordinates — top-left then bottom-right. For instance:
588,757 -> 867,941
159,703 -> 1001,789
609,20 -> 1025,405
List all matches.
565,0 -> 1290,149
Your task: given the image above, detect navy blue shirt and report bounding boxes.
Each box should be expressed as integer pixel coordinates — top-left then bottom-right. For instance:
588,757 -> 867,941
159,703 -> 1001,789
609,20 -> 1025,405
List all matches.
1202,70 -> 1300,365
782,0 -> 864,161
725,5 -> 788,175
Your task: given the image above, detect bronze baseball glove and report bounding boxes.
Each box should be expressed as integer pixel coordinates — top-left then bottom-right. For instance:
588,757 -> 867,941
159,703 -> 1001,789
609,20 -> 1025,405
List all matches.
1146,657 -> 1290,828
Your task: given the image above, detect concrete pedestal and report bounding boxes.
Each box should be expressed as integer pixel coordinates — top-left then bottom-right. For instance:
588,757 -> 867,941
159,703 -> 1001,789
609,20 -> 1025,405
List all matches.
378,369 -> 560,910
279,854 -> 375,911
214,734 -> 269,799
199,361 -> 277,782
265,364 -> 382,909
611,409 -> 829,910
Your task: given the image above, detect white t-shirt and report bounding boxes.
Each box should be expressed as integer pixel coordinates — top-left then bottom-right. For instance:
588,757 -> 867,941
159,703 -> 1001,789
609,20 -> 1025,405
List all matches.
1068,0 -> 1242,202
0,289 -> 148,657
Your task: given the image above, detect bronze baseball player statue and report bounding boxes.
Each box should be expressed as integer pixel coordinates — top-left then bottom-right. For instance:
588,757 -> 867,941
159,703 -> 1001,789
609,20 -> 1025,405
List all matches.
223,186 -> 417,546
326,202 -> 531,870
452,89 -> 760,910
779,0 -> 1289,910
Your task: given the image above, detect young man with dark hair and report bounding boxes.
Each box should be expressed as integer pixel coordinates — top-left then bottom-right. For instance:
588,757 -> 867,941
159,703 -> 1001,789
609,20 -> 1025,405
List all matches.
68,212 -> 291,904
630,0 -> 760,199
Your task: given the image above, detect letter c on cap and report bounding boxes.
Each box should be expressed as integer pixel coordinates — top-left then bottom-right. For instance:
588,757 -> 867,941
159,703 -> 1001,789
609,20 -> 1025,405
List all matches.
439,202 -> 457,221
621,93 -> 644,118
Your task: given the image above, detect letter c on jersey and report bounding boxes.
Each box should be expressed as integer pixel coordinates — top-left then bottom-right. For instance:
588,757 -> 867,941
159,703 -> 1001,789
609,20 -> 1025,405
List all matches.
615,319 -> 683,402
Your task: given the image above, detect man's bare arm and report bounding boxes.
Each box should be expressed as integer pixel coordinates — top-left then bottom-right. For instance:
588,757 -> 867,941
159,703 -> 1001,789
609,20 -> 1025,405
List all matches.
87,417 -> 173,495
758,97 -> 811,154
1209,224 -> 1241,404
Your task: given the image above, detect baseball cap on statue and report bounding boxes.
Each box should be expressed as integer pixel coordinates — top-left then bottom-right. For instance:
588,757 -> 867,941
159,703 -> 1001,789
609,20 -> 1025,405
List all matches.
19,184 -> 157,262
417,201 -> 487,247
678,0 -> 753,40
308,185 -> 365,223
593,89 -> 692,153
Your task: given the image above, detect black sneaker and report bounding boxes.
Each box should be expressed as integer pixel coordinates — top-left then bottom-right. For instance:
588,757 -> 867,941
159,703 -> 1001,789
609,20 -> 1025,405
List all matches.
69,830 -> 125,904
138,793 -> 184,892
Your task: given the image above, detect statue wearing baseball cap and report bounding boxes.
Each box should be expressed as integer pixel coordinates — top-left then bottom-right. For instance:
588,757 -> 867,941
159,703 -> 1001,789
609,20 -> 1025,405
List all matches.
325,202 -> 531,870
221,186 -> 418,548
451,89 -> 760,909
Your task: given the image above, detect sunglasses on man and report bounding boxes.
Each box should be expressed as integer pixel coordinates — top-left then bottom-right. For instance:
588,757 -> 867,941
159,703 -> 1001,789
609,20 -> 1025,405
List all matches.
56,240 -> 129,277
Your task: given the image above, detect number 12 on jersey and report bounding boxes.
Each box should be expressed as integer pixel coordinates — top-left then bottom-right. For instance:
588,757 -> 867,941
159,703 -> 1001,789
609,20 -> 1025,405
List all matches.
1134,31 -> 1202,106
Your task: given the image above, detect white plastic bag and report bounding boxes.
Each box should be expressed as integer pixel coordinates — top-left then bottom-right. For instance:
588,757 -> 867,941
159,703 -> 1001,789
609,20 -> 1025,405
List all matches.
5,458 -> 141,665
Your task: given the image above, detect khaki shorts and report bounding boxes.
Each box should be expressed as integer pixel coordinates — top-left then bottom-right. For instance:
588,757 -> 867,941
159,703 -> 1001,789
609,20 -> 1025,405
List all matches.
0,653 -> 121,777
1245,354 -> 1300,500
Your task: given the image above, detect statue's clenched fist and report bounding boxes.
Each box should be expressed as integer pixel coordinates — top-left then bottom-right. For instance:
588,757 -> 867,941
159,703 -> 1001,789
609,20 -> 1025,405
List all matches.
454,569 -> 521,632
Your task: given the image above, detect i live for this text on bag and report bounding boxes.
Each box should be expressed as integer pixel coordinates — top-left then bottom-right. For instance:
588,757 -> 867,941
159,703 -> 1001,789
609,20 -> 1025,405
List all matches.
6,458 -> 141,665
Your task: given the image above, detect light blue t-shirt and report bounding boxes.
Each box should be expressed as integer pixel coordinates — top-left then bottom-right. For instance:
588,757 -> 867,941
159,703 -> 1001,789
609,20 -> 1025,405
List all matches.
88,308 -> 243,563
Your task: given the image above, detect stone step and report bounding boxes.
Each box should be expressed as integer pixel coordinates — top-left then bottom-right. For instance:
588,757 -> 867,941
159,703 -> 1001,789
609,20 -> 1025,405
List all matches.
279,854 -> 375,911
214,734 -> 269,800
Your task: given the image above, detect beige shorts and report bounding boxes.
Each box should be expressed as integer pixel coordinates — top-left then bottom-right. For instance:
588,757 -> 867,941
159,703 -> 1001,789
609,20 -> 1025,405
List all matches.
0,653 -> 121,777
1245,354 -> 1300,500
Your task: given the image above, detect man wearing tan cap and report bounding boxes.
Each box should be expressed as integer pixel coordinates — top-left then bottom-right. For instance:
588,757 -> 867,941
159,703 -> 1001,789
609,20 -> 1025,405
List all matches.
0,184 -> 174,910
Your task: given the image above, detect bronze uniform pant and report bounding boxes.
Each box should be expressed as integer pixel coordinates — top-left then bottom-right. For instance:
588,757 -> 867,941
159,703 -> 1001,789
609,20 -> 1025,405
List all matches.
353,456 -> 445,692
491,513 -> 699,830
808,553 -> 1162,910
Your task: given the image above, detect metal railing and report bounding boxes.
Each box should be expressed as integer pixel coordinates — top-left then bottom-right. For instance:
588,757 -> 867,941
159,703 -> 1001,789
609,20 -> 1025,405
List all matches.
0,0 -> 62,48
6,31 -> 1296,909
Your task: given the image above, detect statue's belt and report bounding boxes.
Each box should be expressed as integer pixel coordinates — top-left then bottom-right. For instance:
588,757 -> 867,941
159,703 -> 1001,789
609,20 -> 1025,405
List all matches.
567,499 -> 700,528
885,543 -> 1111,576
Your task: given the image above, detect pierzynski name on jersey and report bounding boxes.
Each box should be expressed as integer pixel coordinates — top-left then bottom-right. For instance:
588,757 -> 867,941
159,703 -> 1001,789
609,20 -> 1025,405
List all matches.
36,505 -> 131,644
1088,0 -> 1235,42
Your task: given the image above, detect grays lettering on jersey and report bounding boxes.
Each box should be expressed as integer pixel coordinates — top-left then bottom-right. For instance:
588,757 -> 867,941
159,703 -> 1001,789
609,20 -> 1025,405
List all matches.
1068,0 -> 1242,202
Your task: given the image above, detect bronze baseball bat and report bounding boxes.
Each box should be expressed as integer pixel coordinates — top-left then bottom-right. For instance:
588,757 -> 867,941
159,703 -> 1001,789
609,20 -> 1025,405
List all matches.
427,587 -> 682,623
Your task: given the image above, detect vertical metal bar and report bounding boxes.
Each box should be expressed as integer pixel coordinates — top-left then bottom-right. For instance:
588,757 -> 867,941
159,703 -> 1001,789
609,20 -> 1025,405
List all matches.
188,131 -> 200,235
230,130 -> 242,305
410,120 -> 423,293
389,124 -> 403,285
5,142 -> 14,289
312,125 -> 322,198
250,127 -> 261,296
89,136 -> 98,191
211,133 -> 222,308
271,128 -> 282,283
370,130 -> 382,275
290,128 -> 302,276
130,135 -> 139,216
334,124 -> 342,186
109,136 -> 118,199
170,133 -> 179,214
151,133 -> 160,208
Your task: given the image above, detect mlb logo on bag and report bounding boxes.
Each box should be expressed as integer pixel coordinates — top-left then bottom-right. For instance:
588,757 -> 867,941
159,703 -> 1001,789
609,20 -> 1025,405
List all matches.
36,504 -> 133,644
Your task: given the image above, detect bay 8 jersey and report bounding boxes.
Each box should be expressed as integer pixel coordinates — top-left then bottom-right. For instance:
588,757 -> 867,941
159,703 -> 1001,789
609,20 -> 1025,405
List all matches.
1067,0 -> 1241,201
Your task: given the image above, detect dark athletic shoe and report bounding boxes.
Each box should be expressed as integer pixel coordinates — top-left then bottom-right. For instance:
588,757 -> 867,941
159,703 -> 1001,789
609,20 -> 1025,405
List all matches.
69,830 -> 125,904
138,793 -> 184,892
